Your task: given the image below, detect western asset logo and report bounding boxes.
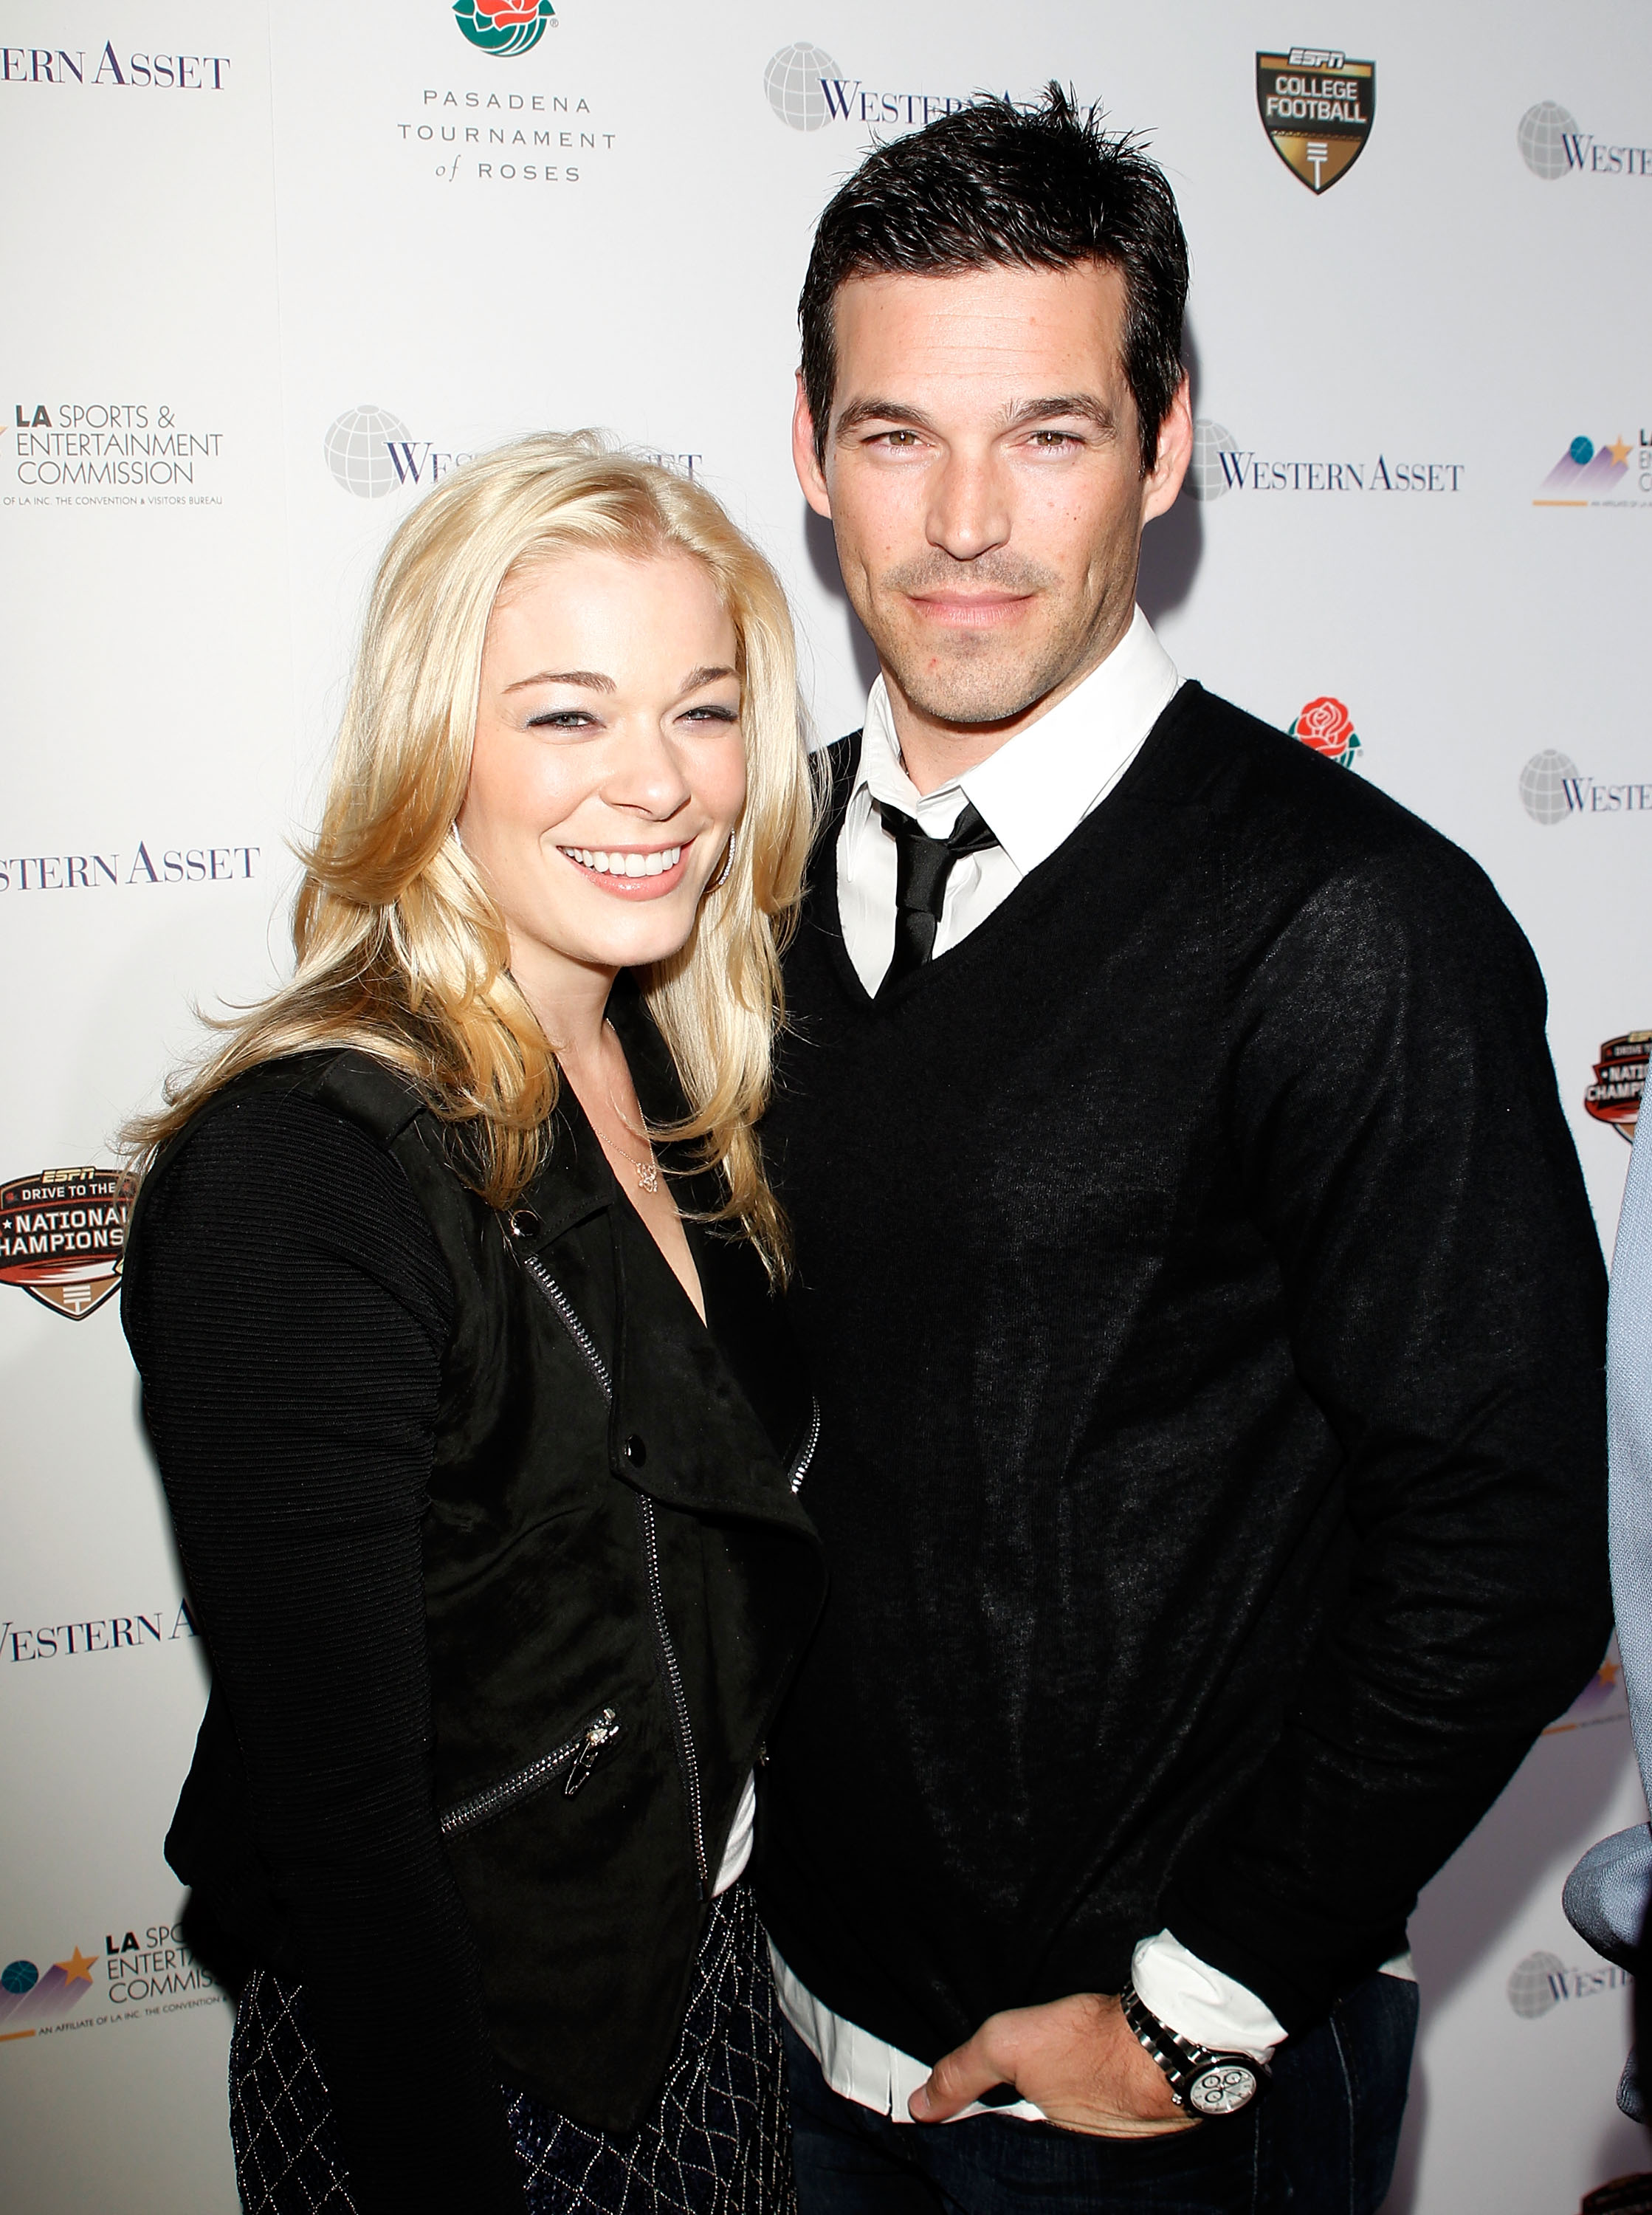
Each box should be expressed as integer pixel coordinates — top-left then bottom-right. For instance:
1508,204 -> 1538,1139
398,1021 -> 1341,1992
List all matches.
4,1600 -> 199,1665
1186,420 -> 1464,500
323,405 -> 476,499
5,400 -> 225,507
1518,101 -> 1652,180
1290,696 -> 1362,769
1,1921 -> 221,2047
762,41 -> 974,134
0,1168 -> 132,1319
1535,431 -> 1652,510
0,44 -> 228,89
1256,48 -> 1374,193
1519,752 -> 1652,825
1507,1948 -> 1632,2019
1584,1035 -> 1648,1144
454,0 -> 556,55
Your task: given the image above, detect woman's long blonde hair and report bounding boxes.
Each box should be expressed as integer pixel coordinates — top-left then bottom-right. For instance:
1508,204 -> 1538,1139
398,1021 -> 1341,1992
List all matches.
127,432 -> 819,1271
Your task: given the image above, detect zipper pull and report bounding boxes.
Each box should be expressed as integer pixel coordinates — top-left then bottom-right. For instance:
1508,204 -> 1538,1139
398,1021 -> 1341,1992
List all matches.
563,1707 -> 620,1797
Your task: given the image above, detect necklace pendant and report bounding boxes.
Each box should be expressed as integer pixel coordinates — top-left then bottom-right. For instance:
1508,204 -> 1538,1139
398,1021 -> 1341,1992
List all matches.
636,1160 -> 660,1196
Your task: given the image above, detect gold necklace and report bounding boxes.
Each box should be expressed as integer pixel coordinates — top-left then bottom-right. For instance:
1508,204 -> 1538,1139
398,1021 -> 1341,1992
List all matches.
601,1023 -> 660,1194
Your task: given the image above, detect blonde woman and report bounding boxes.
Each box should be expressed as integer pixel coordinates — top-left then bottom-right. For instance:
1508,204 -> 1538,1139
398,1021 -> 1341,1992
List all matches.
120,435 -> 825,2215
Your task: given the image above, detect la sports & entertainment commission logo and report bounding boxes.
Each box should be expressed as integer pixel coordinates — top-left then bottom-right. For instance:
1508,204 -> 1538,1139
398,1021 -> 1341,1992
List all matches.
1534,430 -> 1652,511
1,1922 -> 221,2047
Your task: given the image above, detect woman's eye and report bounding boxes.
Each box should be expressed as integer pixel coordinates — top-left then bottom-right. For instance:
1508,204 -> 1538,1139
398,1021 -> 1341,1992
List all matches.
527,710 -> 598,730
681,705 -> 739,725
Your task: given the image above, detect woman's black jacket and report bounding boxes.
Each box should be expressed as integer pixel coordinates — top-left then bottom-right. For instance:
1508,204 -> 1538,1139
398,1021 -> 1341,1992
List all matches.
121,999 -> 825,2208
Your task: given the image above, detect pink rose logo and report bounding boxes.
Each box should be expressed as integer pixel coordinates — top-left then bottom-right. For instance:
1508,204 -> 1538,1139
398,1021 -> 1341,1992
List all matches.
1293,696 -> 1360,768
453,0 -> 554,54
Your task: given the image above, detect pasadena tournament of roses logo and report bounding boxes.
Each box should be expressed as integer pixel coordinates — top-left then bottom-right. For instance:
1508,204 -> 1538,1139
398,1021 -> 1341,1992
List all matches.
1292,696 -> 1361,769
0,1167 -> 132,1319
1584,1034 -> 1649,1142
1256,49 -> 1374,192
454,0 -> 555,55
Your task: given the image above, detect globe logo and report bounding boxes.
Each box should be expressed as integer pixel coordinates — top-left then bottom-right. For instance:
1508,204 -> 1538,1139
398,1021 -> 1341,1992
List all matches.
1519,749 -> 1583,826
324,406 -> 414,500
454,0 -> 555,58
1517,102 -> 1581,182
1507,1950 -> 1566,2018
764,42 -> 844,131
1186,421 -> 1240,502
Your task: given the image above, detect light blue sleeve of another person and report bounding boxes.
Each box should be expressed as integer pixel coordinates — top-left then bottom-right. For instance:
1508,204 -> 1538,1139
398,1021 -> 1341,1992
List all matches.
1564,1105 -> 1652,2118
1611,1101 -> 1652,1807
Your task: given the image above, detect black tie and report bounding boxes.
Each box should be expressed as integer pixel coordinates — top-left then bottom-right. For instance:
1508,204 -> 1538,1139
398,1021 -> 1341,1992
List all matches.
875,798 -> 999,995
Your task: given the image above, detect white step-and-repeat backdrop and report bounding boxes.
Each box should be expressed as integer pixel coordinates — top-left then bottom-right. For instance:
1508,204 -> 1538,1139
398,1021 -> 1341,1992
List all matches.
2,4 -> 1648,2208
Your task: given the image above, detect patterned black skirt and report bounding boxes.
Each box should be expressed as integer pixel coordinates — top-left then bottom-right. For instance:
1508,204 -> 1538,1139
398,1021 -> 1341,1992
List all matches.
228,1883 -> 795,2215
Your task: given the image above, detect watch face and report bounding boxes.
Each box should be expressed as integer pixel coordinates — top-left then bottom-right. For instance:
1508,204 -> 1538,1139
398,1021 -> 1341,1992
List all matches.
1188,2062 -> 1259,2117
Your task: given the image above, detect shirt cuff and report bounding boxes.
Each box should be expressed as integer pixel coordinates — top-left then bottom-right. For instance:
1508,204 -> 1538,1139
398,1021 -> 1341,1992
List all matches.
1130,1931 -> 1287,2064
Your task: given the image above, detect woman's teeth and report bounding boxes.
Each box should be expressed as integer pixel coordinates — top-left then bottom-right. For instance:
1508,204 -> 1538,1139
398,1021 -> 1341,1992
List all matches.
565,845 -> 683,878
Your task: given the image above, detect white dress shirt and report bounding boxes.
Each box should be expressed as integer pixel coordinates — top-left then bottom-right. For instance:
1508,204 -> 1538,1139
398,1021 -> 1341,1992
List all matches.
777,608 -> 1411,2123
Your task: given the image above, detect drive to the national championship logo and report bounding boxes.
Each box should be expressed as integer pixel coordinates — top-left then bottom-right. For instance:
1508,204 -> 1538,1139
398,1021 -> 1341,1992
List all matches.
1584,1033 -> 1650,1143
1256,49 -> 1374,193
0,1167 -> 133,1319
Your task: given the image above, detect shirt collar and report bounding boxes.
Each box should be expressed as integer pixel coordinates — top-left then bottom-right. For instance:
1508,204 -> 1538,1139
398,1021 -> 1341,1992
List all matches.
850,607 -> 1180,876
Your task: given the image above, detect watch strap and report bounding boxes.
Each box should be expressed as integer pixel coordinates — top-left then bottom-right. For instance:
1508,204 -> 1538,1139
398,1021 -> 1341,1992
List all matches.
1119,1980 -> 1266,2117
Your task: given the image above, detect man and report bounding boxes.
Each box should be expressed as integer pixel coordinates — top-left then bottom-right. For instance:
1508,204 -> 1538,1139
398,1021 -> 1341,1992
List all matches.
753,88 -> 1610,2214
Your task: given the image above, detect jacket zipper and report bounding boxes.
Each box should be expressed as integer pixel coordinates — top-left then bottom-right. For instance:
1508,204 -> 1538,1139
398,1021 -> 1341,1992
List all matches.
788,1398 -> 821,1494
513,1244 -> 709,1894
439,1706 -> 619,1839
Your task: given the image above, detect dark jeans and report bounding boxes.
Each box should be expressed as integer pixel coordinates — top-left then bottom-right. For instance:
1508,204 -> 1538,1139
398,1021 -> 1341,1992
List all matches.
784,1971 -> 1419,2215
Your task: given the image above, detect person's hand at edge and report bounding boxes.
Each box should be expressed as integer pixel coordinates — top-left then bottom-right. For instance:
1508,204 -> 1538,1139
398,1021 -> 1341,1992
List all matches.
909,1992 -> 1197,2136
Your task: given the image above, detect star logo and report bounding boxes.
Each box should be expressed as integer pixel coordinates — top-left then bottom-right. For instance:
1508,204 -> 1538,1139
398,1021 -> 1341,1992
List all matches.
1608,434 -> 1633,467
53,1946 -> 95,1985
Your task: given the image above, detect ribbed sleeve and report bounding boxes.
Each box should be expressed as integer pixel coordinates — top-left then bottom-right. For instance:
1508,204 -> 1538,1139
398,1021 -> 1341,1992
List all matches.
122,1091 -> 526,2214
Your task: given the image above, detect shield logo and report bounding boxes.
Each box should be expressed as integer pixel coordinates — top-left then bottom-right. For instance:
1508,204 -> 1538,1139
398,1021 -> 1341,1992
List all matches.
0,1166 -> 134,1319
1584,1033 -> 1651,1144
1256,49 -> 1374,193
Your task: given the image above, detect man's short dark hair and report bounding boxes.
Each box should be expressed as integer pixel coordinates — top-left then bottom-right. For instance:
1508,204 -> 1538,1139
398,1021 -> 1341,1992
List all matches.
799,85 -> 1189,477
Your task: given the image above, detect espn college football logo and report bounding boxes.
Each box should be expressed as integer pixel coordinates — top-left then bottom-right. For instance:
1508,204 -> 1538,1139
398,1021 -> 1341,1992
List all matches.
0,1167 -> 134,1319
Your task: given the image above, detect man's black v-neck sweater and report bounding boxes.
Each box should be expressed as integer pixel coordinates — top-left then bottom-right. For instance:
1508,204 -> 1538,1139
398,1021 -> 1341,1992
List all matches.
753,679 -> 1609,2053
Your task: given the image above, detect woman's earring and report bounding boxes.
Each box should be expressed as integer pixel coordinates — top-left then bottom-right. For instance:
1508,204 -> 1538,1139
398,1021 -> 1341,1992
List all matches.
706,830 -> 737,893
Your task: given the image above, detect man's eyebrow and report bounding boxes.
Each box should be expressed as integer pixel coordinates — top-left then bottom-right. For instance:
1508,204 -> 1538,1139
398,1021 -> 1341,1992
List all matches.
832,394 -> 1117,441
833,399 -> 938,441
502,667 -> 615,694
1002,394 -> 1116,432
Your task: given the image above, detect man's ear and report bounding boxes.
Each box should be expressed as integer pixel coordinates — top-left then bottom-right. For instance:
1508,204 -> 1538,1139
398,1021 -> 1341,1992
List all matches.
1142,371 -> 1192,524
793,373 -> 833,520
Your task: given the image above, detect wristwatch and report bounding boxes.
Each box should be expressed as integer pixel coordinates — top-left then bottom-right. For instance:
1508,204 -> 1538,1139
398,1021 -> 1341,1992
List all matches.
1118,1982 -> 1266,2118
